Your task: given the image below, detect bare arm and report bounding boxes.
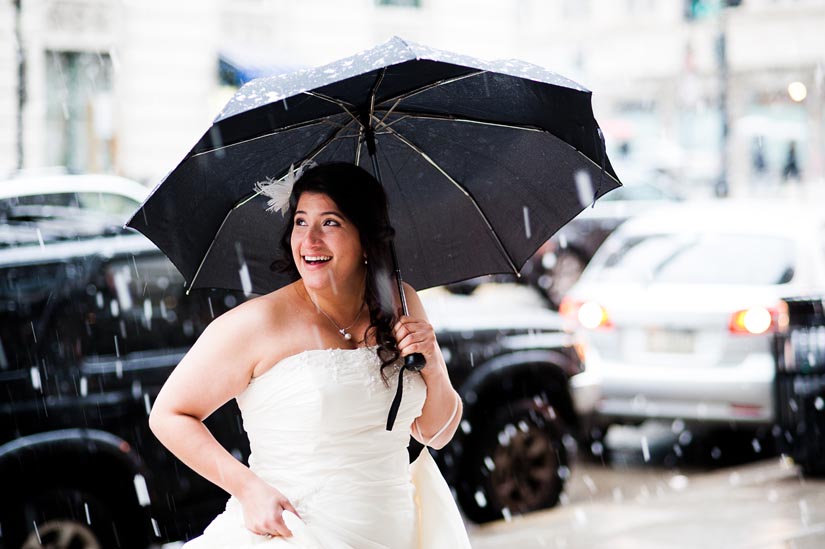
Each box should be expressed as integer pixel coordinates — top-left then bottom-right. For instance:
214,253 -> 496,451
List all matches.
148,301 -> 298,537
393,283 -> 462,450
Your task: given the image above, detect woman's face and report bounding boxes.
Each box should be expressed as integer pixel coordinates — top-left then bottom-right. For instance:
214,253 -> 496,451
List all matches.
290,192 -> 366,293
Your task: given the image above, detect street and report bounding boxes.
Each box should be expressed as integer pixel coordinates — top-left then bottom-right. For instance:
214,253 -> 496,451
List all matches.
468,427 -> 825,549
158,454 -> 825,549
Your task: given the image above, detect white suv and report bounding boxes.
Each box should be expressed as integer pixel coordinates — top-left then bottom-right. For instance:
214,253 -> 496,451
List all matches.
562,200 -> 825,429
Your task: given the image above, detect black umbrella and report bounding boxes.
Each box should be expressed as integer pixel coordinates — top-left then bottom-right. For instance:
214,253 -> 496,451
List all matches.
127,36 -> 619,294
126,36 -> 621,427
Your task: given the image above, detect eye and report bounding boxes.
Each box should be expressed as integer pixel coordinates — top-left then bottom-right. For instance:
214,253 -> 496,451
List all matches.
294,217 -> 307,226
323,219 -> 341,227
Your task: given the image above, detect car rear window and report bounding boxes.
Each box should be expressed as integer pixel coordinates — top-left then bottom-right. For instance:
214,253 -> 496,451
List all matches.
588,233 -> 795,285
1,192 -> 140,217
0,192 -> 138,247
598,183 -> 673,202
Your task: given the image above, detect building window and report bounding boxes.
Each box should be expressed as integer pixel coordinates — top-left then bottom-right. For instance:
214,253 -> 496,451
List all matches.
563,0 -> 591,18
376,0 -> 421,7
45,51 -> 115,173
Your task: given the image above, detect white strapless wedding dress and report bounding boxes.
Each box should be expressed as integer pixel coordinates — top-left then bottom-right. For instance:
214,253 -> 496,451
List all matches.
182,346 -> 470,548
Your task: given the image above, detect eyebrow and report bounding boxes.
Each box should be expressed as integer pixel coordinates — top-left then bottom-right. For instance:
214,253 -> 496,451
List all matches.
295,210 -> 344,217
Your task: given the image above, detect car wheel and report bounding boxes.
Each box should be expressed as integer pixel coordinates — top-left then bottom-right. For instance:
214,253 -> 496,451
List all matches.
21,519 -> 101,549
456,398 -> 568,523
801,459 -> 825,477
3,486 -> 148,549
546,249 -> 587,308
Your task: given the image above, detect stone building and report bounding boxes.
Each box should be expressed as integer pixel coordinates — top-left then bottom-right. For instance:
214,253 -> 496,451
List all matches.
1,0 -> 823,195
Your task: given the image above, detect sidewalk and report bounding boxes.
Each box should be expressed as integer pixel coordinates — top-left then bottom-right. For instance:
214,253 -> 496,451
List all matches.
467,458 -> 825,549
735,177 -> 825,203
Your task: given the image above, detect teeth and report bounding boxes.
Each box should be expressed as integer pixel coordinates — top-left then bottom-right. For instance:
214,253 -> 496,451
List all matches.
304,255 -> 331,262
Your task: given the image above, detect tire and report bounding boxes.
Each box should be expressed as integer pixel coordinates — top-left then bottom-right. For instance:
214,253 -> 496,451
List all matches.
1,486 -> 149,549
801,459 -> 825,477
456,398 -> 569,523
799,441 -> 825,477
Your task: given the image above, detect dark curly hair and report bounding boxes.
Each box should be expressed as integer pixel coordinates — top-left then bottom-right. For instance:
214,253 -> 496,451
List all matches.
272,162 -> 400,374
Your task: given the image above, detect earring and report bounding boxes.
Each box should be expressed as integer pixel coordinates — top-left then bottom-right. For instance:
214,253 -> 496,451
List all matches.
364,258 -> 368,265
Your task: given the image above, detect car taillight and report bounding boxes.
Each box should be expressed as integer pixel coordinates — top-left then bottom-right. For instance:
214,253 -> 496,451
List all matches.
728,306 -> 780,335
558,296 -> 579,320
559,297 -> 612,330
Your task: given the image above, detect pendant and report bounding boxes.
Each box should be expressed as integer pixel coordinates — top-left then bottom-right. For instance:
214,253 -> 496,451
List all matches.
340,329 -> 352,341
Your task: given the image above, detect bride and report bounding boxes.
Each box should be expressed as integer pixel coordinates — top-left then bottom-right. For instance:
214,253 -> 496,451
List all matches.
148,162 -> 470,547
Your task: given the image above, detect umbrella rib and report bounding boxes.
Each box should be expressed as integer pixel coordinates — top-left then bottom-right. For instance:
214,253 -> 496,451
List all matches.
355,125 -> 364,166
374,118 -> 520,276
185,208 -> 235,295
376,111 -> 621,187
377,70 -> 487,126
378,110 -> 545,134
189,117 -> 347,158
303,91 -> 357,110
303,91 -> 362,128
188,119 -> 360,293
232,119 -> 360,210
369,68 -> 387,121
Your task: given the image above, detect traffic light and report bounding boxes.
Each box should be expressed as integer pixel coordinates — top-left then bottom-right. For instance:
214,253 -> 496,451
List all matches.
685,0 -> 742,20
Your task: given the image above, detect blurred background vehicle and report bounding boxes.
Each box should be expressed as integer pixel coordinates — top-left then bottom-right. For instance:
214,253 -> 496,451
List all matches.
421,283 -> 587,523
0,181 -> 588,547
773,295 -> 825,477
448,168 -> 684,307
0,175 -> 243,548
527,167 -> 684,308
560,200 -> 825,446
0,172 -> 149,247
1,171 -> 148,212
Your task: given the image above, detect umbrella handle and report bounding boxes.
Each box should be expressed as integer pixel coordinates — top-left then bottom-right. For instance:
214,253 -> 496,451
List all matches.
405,353 -> 427,371
368,134 -> 427,373
398,280 -> 426,371
392,244 -> 427,372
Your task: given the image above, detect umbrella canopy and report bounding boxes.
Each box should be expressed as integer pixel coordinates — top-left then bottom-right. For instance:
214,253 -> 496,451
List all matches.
126,36 -> 621,295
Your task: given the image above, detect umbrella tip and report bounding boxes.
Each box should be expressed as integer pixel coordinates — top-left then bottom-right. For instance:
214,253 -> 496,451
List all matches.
392,35 -> 412,50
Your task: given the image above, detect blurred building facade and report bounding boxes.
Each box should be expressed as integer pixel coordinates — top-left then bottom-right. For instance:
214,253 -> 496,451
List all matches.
0,0 -> 823,195
0,0 -> 219,183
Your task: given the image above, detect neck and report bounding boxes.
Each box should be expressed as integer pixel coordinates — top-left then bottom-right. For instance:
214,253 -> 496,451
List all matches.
300,276 -> 366,325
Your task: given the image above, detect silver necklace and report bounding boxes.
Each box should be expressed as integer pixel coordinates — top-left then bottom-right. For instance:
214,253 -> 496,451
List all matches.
310,296 -> 365,341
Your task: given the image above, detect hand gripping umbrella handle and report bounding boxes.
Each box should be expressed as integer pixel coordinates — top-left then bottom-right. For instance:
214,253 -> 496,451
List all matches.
367,125 -> 426,428
386,242 -> 426,431
405,353 -> 426,371
392,242 -> 426,373
372,148 -> 426,373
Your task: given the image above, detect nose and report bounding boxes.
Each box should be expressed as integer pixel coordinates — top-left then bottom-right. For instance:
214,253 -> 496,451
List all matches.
304,224 -> 323,244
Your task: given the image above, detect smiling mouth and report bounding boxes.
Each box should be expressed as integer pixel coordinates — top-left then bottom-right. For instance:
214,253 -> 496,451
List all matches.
303,255 -> 332,265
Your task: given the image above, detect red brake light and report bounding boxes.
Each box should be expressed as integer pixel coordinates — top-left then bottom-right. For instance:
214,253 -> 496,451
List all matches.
559,297 -> 612,330
728,306 -> 779,335
559,297 -> 580,320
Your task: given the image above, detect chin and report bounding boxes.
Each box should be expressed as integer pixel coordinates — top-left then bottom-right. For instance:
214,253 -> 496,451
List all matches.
299,270 -> 334,290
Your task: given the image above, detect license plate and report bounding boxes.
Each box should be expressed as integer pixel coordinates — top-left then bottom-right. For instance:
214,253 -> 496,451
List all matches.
646,328 -> 695,354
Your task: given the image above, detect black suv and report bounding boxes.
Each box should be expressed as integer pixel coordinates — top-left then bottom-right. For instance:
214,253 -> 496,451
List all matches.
0,181 -> 584,547
773,296 -> 825,476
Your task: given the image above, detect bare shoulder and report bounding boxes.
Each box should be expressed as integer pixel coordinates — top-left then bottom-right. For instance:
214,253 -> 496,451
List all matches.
218,283 -> 312,374
217,285 -> 293,330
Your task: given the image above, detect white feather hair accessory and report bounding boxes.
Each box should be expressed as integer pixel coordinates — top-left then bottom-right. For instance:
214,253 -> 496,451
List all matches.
254,160 -> 317,215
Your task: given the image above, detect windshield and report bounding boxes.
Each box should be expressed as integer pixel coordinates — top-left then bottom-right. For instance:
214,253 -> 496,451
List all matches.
586,233 -> 795,285
598,183 -> 675,202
